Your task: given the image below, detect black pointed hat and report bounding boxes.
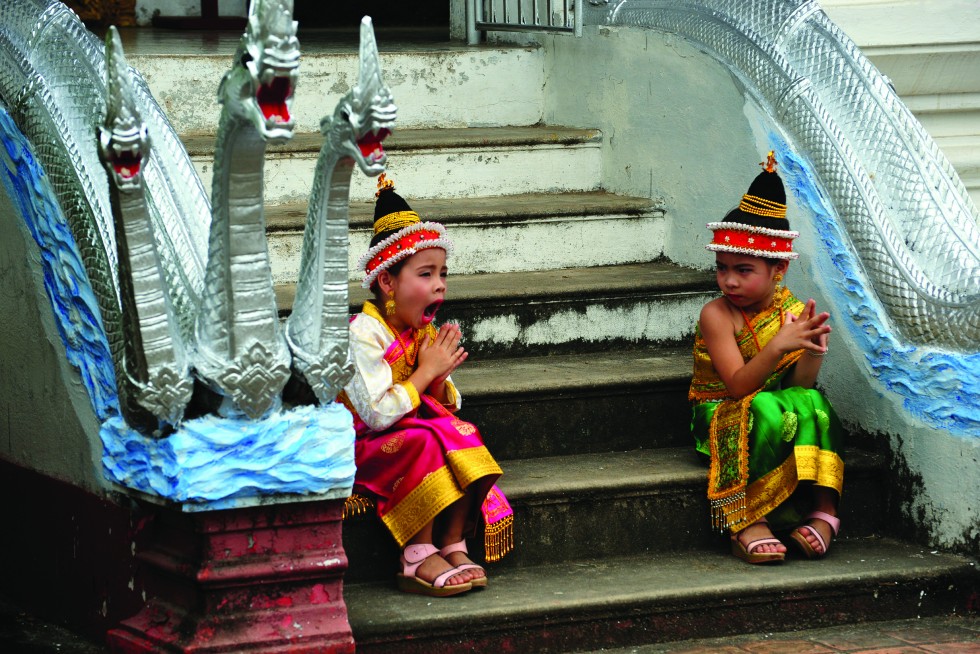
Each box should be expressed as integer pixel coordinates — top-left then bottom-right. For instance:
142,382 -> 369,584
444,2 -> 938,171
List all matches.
358,174 -> 454,288
706,151 -> 799,260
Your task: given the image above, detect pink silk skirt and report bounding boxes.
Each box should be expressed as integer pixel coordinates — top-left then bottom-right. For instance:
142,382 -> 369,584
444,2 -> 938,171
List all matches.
353,394 -> 512,558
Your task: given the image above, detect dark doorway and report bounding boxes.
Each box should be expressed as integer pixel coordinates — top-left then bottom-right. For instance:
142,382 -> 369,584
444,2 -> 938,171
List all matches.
294,2 -> 449,30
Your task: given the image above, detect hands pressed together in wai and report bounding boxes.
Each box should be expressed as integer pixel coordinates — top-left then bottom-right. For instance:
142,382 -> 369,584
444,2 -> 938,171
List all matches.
773,298 -> 831,358
416,322 -> 468,395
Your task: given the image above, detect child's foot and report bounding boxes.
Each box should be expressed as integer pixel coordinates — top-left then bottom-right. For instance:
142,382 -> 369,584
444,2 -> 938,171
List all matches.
789,511 -> 840,559
439,540 -> 488,587
415,553 -> 470,586
398,544 -> 472,596
731,519 -> 786,564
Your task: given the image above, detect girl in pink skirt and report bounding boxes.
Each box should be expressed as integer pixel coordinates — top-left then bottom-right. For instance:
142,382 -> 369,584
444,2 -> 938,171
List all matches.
339,175 -> 513,597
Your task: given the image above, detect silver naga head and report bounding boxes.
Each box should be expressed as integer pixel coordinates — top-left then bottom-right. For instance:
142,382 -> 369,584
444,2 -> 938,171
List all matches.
322,16 -> 396,176
220,0 -> 300,143
98,26 -> 150,194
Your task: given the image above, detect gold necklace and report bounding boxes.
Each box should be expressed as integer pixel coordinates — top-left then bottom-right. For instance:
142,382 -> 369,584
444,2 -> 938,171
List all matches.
391,324 -> 425,366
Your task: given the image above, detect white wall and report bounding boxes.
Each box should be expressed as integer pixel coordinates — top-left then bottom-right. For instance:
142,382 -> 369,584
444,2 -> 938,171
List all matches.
0,187 -> 106,493
541,25 -> 758,265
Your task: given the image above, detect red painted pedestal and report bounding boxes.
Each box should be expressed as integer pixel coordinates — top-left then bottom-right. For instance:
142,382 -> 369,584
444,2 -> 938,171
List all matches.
107,499 -> 354,654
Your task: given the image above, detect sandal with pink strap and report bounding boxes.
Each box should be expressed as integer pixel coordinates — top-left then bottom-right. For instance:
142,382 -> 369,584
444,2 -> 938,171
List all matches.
789,511 -> 840,559
730,518 -> 786,564
396,544 -> 473,597
439,540 -> 488,588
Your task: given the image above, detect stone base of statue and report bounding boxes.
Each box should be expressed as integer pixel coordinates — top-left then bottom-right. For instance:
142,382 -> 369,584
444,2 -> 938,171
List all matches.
107,499 -> 354,654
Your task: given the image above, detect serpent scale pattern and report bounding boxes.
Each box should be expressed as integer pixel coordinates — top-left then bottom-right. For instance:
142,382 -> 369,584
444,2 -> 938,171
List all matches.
0,0 -> 210,374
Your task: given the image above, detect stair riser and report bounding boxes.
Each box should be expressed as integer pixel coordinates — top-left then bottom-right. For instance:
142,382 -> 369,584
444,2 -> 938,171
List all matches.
130,48 -> 545,134
458,382 -> 693,460
269,212 -> 666,284
431,292 -> 713,358
350,574 -> 976,654
191,142 -> 602,204
342,467 -> 885,583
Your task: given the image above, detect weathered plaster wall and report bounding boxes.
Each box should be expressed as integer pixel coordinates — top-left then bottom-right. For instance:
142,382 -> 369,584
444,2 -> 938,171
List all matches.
541,24 -> 979,553
0,169 -> 106,494
541,25 -> 757,265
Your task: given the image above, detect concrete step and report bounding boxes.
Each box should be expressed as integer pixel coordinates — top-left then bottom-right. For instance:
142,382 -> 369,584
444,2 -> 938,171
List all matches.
344,537 -> 978,654
266,191 -> 666,283
183,125 -> 603,204
124,34 -> 545,133
342,446 -> 885,583
276,261 -> 716,358
823,0 -> 980,93
904,95 -> 980,205
865,41 -> 980,98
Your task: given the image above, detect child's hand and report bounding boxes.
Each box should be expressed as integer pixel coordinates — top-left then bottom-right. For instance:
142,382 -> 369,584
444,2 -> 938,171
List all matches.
418,322 -> 468,383
773,299 -> 831,356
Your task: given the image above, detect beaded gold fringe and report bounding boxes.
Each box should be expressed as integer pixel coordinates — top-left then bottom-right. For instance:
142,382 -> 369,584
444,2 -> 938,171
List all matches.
342,493 -> 375,519
484,515 -> 514,562
710,491 -> 747,533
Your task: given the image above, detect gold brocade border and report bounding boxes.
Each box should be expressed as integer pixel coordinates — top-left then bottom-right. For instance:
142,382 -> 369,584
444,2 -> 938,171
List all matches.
794,445 -> 845,494
706,345 -> 805,531
399,381 -> 420,409
382,467 -> 464,547
707,391 -> 756,530
741,452 -> 799,529
442,381 -> 458,409
447,446 -> 503,489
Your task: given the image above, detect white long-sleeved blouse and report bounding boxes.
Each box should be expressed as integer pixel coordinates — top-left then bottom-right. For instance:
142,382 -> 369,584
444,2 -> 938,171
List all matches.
342,305 -> 461,432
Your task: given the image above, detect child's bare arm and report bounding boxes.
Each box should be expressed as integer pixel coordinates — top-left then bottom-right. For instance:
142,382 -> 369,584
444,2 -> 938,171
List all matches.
701,298 -> 831,398
701,300 -> 784,399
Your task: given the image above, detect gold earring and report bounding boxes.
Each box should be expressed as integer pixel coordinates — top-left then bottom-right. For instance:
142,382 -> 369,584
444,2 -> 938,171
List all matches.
774,272 -> 784,284
385,291 -> 396,317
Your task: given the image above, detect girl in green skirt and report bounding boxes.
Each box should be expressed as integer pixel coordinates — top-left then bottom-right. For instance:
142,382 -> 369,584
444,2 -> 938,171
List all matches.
689,152 -> 844,564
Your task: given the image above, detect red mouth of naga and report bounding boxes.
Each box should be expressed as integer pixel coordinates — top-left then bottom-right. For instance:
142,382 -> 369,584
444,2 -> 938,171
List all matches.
113,151 -> 141,179
357,128 -> 391,161
257,77 -> 292,124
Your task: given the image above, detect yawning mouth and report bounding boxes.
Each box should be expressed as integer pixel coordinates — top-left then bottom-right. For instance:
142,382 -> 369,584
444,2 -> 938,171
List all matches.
257,76 -> 292,124
357,128 -> 391,163
422,301 -> 442,321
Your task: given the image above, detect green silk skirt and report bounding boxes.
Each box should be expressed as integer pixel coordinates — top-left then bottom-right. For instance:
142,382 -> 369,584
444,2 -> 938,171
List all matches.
692,386 -> 845,530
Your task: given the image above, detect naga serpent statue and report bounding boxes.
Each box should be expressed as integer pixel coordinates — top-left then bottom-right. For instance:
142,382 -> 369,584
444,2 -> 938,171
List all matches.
192,0 -> 300,420
285,19 -> 396,404
98,26 -> 192,430
0,0 -> 395,501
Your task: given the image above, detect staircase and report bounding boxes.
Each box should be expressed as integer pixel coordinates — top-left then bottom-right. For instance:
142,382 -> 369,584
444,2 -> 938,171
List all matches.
124,25 -> 978,654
